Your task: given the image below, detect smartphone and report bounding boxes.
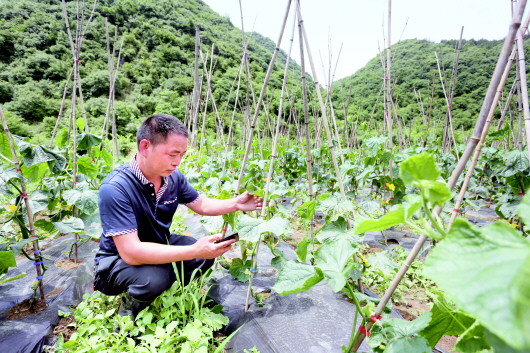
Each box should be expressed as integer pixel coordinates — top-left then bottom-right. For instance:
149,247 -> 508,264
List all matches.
215,232 -> 239,243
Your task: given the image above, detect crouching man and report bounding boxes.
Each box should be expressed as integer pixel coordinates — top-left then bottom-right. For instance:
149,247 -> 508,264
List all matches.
94,113 -> 262,317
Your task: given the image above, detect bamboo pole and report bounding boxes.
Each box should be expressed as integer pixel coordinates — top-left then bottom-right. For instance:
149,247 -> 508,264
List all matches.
0,107 -> 46,301
435,52 -> 459,159
351,1 -> 527,350
297,3 -> 347,200
49,69 -> 74,148
234,0 -> 292,194
190,24 -> 201,147
385,0 -> 394,176
243,9 -> 298,311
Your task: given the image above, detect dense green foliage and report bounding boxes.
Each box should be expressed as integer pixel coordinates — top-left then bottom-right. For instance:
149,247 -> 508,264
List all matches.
332,38 -> 530,139
0,0 -> 302,150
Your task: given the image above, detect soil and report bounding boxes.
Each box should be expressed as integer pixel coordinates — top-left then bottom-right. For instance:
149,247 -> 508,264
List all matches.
53,315 -> 76,341
6,286 -> 64,320
6,298 -> 48,320
55,258 -> 84,270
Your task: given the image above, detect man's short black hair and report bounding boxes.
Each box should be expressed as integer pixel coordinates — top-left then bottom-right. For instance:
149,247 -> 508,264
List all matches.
136,113 -> 189,148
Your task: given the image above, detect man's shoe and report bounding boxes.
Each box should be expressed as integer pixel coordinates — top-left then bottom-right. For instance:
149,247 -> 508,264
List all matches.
118,293 -> 150,319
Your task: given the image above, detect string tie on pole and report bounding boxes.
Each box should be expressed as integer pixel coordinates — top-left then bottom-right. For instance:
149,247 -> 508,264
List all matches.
453,208 -> 460,213
36,276 -> 43,280
34,250 -> 42,254
34,261 -> 43,266
20,193 -> 28,198
370,315 -> 382,323
358,326 -> 370,337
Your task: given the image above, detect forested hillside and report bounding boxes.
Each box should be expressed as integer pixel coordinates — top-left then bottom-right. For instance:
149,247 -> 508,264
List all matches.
332,38 -> 529,139
0,0 -> 302,151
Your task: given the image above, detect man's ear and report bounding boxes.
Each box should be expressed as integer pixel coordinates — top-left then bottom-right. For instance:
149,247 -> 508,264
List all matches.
138,139 -> 150,157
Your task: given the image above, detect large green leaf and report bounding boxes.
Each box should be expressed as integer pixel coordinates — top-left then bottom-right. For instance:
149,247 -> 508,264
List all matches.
518,192 -> 530,231
63,188 -> 99,215
369,313 -> 432,353
77,156 -> 99,179
21,190 -> 50,215
237,215 -> 291,242
0,250 -> 16,274
317,195 -> 355,222
258,216 -> 291,237
296,200 -> 317,221
76,133 -> 102,151
237,215 -> 264,242
424,219 -> 530,350
53,217 -> 85,234
272,261 -> 324,295
228,258 -> 252,282
314,238 -> 356,291
0,131 -> 13,160
417,180 -> 452,206
55,128 -> 69,149
384,336 -> 431,353
17,141 -> 66,175
354,196 -> 422,233
454,322 -> 490,353
0,167 -> 22,195
497,150 -> 529,177
419,292 -> 475,348
295,236 -> 310,263
399,152 -> 440,185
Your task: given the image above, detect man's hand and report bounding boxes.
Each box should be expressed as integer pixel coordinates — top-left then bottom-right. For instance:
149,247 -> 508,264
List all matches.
236,191 -> 264,212
192,234 -> 235,259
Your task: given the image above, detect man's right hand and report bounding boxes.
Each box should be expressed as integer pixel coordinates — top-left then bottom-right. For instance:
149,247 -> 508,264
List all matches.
193,234 -> 235,259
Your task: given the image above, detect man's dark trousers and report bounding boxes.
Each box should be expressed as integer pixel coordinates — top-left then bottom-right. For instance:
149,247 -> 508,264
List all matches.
94,234 -> 214,302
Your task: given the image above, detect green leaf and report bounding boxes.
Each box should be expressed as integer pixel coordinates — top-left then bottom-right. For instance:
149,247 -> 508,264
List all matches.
454,322 -> 490,353
384,336 -> 432,353
53,217 -> 84,234
63,188 -> 99,215
0,167 -> 22,195
22,190 -> 50,215
399,152 -> 440,185
238,215 -> 264,242
297,200 -> 317,221
76,118 -> 85,132
417,180 -> 452,206
76,133 -> 102,150
221,212 -> 237,232
0,250 -> 16,274
258,216 -> 291,237
314,238 -> 356,291
238,215 -> 291,242
56,128 -> 69,149
518,193 -> 530,231
354,198 -> 422,233
419,292 -> 476,348
318,195 -> 355,222
367,251 -> 398,277
228,258 -> 252,282
34,219 -> 56,233
77,156 -> 99,179
17,142 -> 66,175
0,131 -> 13,160
497,150 -> 529,177
295,237 -> 310,263
424,219 -> 530,350
272,261 -> 324,295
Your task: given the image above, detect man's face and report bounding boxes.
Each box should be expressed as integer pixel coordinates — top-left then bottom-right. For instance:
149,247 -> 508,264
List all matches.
142,133 -> 188,177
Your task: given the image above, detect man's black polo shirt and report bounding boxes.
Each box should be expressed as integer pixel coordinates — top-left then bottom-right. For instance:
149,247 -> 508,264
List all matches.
94,156 -> 199,264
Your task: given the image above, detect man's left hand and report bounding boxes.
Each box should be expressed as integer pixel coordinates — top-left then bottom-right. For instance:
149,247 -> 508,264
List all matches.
236,191 -> 263,211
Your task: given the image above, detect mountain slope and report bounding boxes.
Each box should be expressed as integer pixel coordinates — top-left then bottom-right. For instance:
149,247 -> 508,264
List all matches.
332,38 -> 526,134
0,0 -> 302,145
